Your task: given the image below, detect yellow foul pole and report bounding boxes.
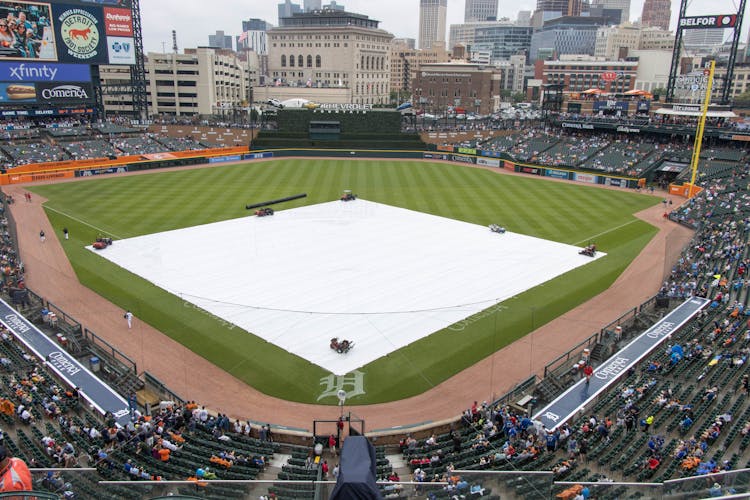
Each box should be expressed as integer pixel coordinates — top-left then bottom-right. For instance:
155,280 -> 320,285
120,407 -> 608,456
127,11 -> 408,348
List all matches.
687,60 -> 716,198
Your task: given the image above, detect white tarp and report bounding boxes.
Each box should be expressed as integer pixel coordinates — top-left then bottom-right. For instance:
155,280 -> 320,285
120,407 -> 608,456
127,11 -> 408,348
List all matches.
88,200 -> 605,375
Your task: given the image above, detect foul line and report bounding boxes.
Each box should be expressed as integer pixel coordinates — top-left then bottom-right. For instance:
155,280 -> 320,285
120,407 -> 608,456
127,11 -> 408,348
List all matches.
573,218 -> 639,247
43,205 -> 123,240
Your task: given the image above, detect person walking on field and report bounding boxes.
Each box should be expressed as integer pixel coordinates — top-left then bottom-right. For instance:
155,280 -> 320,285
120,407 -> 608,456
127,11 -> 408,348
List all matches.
124,310 -> 133,329
39,230 -> 45,243
63,228 -> 68,240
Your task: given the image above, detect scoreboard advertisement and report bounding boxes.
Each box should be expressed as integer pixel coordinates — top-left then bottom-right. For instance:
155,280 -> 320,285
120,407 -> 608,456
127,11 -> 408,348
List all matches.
0,0 -> 135,65
0,61 -> 93,105
0,1 -> 135,109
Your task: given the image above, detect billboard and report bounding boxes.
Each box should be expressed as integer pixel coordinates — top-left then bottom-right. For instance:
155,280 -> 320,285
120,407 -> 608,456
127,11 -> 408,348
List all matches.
0,61 -> 89,81
0,0 -> 134,65
678,15 -> 737,29
36,81 -> 92,103
0,81 -> 92,105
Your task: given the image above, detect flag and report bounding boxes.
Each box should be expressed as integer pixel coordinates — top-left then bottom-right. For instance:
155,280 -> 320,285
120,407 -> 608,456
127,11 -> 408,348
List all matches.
238,31 -> 248,46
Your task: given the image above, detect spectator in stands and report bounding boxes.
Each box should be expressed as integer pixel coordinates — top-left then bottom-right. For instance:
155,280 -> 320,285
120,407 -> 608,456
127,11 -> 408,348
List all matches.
0,446 -> 31,492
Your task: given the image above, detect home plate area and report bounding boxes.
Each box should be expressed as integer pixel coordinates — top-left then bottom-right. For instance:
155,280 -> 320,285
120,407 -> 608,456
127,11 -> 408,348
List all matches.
88,199 -> 604,375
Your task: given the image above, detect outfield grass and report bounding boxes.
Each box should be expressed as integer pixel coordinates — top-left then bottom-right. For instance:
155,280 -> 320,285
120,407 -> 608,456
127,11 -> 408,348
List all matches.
31,159 -> 660,404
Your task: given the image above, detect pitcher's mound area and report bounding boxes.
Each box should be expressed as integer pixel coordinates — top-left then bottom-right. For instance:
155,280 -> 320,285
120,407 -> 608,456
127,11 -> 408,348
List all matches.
88,199 -> 604,375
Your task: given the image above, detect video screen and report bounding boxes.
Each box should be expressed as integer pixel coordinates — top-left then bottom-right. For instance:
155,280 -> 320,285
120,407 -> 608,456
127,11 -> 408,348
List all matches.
0,1 -> 57,61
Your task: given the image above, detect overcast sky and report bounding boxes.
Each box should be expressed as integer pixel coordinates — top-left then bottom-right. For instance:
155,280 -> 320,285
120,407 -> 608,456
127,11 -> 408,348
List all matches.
140,0 -> 745,54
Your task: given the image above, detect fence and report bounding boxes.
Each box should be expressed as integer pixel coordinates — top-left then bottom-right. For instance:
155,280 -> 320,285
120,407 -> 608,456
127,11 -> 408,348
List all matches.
82,328 -> 137,375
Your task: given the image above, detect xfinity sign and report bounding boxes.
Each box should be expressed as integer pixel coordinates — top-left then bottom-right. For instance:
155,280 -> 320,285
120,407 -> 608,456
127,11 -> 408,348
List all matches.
679,15 -> 737,29
0,62 -> 91,82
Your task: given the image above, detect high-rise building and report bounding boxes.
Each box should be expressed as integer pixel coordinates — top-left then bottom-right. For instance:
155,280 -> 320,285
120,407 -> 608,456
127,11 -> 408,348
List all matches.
419,0 -> 447,50
517,10 -> 532,26
208,30 -> 233,50
304,0 -> 322,11
590,0 -> 629,24
278,0 -> 302,23
393,37 -> 417,49
464,0 -> 498,22
531,0 -> 583,27
238,19 -> 273,55
390,41 -> 450,95
266,9 -> 393,105
474,24 -> 533,61
682,29 -> 725,50
640,0 -> 671,30
324,1 -> 345,10
529,16 -> 606,61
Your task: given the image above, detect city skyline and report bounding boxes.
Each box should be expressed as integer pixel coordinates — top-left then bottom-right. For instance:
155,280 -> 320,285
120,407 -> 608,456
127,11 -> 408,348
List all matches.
141,0 -> 744,53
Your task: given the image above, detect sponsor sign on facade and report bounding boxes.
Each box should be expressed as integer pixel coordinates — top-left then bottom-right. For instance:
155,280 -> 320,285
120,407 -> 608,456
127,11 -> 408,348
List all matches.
679,15 -> 737,29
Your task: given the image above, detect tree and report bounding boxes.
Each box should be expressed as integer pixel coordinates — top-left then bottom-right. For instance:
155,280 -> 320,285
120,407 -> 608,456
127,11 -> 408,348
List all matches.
511,92 -> 526,103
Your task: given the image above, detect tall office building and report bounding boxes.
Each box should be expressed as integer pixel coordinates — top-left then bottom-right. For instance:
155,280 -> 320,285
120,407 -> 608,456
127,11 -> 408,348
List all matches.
517,10 -> 532,26
590,0 -> 629,23
304,0 -> 322,11
238,19 -> 273,55
640,0 -> 671,31
278,0 -> 302,23
419,0 -> 447,49
682,29 -> 725,50
464,0 -> 498,22
208,30 -> 233,50
532,0 -> 583,27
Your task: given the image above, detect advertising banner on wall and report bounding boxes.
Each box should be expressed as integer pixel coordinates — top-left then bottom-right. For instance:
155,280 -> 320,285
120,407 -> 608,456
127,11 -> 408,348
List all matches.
545,169 -> 569,180
476,157 -> 500,167
574,172 -> 598,184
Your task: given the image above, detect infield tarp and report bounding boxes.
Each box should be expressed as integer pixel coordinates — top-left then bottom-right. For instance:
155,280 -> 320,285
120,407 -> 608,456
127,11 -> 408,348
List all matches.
329,436 -> 382,500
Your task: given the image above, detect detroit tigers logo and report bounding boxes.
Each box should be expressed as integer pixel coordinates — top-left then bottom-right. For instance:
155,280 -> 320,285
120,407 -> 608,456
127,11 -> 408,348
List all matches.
317,370 -> 365,402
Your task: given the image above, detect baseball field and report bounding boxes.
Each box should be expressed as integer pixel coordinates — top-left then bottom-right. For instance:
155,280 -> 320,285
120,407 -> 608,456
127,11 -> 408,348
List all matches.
30,158 -> 660,404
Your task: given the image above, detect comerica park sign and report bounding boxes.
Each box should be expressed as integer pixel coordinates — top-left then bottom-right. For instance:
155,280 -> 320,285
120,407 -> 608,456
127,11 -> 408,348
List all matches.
679,15 -> 737,29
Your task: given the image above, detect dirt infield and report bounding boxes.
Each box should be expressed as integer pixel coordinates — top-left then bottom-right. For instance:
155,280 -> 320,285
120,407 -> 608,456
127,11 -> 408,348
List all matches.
3,160 -> 694,433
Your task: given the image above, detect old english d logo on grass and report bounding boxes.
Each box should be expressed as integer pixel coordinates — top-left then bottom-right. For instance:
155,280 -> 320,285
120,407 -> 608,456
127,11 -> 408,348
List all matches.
317,370 -> 365,401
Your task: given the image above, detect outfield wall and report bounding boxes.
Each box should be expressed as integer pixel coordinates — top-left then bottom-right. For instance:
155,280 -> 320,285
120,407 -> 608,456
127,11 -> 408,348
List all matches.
0,145 -> 641,193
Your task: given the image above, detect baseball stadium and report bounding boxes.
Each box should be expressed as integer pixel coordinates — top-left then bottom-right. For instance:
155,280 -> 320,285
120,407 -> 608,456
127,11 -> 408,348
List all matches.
0,0 -> 748,499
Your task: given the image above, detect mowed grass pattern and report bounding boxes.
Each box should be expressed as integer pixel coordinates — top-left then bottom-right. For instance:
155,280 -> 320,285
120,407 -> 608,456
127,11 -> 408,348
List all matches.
31,159 -> 660,404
